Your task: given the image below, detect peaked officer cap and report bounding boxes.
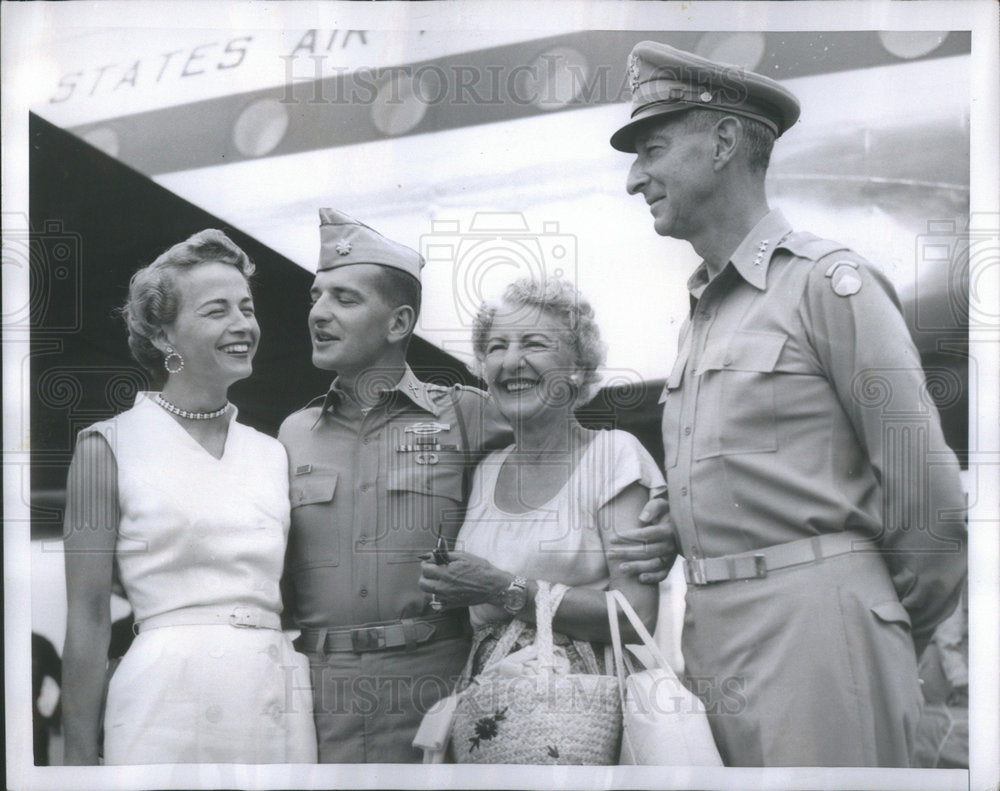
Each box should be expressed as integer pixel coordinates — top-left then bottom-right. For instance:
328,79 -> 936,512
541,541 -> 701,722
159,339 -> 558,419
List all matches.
610,40 -> 801,153
317,208 -> 424,281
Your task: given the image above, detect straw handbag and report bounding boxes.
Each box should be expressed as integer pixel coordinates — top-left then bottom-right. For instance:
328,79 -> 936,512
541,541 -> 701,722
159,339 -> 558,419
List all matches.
606,589 -> 724,766
449,581 -> 622,765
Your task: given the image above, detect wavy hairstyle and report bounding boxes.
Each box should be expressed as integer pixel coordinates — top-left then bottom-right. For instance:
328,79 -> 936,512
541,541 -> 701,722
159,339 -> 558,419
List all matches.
472,276 -> 607,407
121,229 -> 255,374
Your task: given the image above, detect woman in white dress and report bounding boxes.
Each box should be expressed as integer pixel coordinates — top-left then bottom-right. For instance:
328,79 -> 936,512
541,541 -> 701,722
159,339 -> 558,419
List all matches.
61,230 -> 316,764
419,277 -> 664,689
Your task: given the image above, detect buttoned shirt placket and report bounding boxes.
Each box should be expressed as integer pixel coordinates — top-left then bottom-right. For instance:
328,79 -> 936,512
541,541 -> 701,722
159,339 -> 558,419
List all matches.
664,212 -> 790,563
318,388 -> 381,623
310,368 -> 461,625
667,277 -> 728,562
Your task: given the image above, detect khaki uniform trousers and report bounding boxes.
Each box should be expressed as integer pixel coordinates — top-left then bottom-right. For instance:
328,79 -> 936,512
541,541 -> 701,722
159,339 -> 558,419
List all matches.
306,635 -> 470,763
682,550 -> 922,767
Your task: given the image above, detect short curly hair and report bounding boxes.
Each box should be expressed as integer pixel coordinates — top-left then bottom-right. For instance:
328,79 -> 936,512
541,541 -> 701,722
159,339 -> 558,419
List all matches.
121,229 -> 255,374
472,276 -> 607,407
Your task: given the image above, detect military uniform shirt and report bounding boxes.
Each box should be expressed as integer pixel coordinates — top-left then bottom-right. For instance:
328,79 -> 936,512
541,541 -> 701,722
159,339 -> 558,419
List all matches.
662,209 -> 966,648
278,366 -> 494,629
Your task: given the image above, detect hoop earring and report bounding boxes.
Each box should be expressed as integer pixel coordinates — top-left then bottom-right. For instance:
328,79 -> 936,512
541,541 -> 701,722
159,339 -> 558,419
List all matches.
163,346 -> 184,375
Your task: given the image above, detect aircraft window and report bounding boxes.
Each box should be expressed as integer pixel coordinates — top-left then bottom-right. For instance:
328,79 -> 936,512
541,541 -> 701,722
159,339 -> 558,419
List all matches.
233,98 -> 290,157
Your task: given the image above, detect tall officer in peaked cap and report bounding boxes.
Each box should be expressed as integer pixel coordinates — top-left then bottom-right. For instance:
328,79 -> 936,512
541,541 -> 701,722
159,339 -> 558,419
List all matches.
278,210 -> 494,762
611,42 -> 966,766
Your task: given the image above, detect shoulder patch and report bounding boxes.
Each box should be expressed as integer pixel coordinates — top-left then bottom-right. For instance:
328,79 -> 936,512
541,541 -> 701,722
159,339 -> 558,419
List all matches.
826,260 -> 863,297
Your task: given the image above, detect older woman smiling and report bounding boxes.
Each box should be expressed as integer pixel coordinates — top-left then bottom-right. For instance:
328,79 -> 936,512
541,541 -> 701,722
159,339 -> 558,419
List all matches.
419,277 -> 665,694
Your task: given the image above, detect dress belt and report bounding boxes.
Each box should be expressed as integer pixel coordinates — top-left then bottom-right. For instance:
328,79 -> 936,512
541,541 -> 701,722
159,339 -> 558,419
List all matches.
295,613 -> 469,655
135,605 -> 282,633
684,531 -> 878,586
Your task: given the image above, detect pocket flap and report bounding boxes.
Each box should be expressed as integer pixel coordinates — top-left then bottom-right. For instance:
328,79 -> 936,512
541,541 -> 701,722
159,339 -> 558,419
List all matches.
699,331 -> 786,374
871,600 -> 912,628
387,462 -> 464,502
659,356 -> 689,404
290,472 -> 338,507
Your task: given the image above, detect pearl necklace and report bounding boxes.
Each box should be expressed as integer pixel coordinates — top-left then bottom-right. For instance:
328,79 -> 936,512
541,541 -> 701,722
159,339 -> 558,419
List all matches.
155,393 -> 229,420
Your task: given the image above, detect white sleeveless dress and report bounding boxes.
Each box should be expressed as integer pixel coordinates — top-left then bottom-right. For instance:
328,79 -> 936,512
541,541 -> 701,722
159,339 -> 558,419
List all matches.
81,392 -> 316,764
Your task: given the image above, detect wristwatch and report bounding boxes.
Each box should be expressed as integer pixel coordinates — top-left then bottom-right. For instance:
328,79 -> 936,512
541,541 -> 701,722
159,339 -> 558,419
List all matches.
502,576 -> 528,615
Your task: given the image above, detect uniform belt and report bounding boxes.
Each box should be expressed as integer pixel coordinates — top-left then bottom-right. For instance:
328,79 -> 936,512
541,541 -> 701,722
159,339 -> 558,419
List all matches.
684,531 -> 878,586
135,605 -> 282,633
295,614 -> 468,655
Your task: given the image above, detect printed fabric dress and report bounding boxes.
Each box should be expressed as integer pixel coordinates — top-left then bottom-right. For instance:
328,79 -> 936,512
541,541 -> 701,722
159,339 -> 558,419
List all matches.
81,392 -> 316,764
456,429 -> 667,678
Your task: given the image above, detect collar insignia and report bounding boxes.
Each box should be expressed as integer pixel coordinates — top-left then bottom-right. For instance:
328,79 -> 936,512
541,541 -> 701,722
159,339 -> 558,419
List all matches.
753,239 -> 770,267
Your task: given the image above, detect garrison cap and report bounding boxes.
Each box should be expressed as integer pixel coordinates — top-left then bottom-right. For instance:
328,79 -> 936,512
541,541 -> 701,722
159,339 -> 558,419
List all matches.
317,208 -> 424,281
610,40 -> 801,153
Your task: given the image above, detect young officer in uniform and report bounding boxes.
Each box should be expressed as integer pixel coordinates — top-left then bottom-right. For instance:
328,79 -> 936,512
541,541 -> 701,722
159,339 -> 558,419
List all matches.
610,42 -> 967,766
278,210 -> 490,762
280,210 -> 672,762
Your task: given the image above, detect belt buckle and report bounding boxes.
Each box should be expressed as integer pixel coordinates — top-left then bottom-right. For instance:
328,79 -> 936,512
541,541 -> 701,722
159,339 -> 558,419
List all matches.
685,558 -> 708,586
230,607 -> 260,628
753,554 -> 767,579
351,626 -> 386,653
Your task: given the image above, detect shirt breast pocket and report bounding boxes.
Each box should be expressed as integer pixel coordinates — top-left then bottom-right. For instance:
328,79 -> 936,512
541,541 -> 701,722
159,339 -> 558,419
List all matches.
287,471 -> 339,569
383,455 -> 466,564
694,331 -> 786,460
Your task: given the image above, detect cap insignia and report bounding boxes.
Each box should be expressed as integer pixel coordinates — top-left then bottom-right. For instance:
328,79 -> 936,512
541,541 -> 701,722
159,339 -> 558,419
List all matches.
628,54 -> 641,93
335,240 -> 352,256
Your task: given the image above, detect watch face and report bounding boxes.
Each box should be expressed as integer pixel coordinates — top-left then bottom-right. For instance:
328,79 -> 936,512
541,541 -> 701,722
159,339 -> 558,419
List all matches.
504,582 -> 527,613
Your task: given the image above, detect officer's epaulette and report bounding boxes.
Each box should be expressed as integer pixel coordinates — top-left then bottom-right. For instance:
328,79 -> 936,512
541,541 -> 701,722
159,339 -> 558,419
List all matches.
291,393 -> 329,414
780,231 -> 852,263
782,232 -> 882,300
424,381 -> 488,400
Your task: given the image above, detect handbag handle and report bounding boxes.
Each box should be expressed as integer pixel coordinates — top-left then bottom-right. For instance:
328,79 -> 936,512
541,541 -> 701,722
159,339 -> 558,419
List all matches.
533,580 -> 570,671
606,588 -> 673,673
606,591 -> 630,710
472,579 -> 571,679
606,587 -> 678,713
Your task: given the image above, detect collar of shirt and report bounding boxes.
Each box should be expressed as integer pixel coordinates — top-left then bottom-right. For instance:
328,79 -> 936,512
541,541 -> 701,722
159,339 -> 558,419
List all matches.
686,208 -> 794,301
316,365 -> 442,420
